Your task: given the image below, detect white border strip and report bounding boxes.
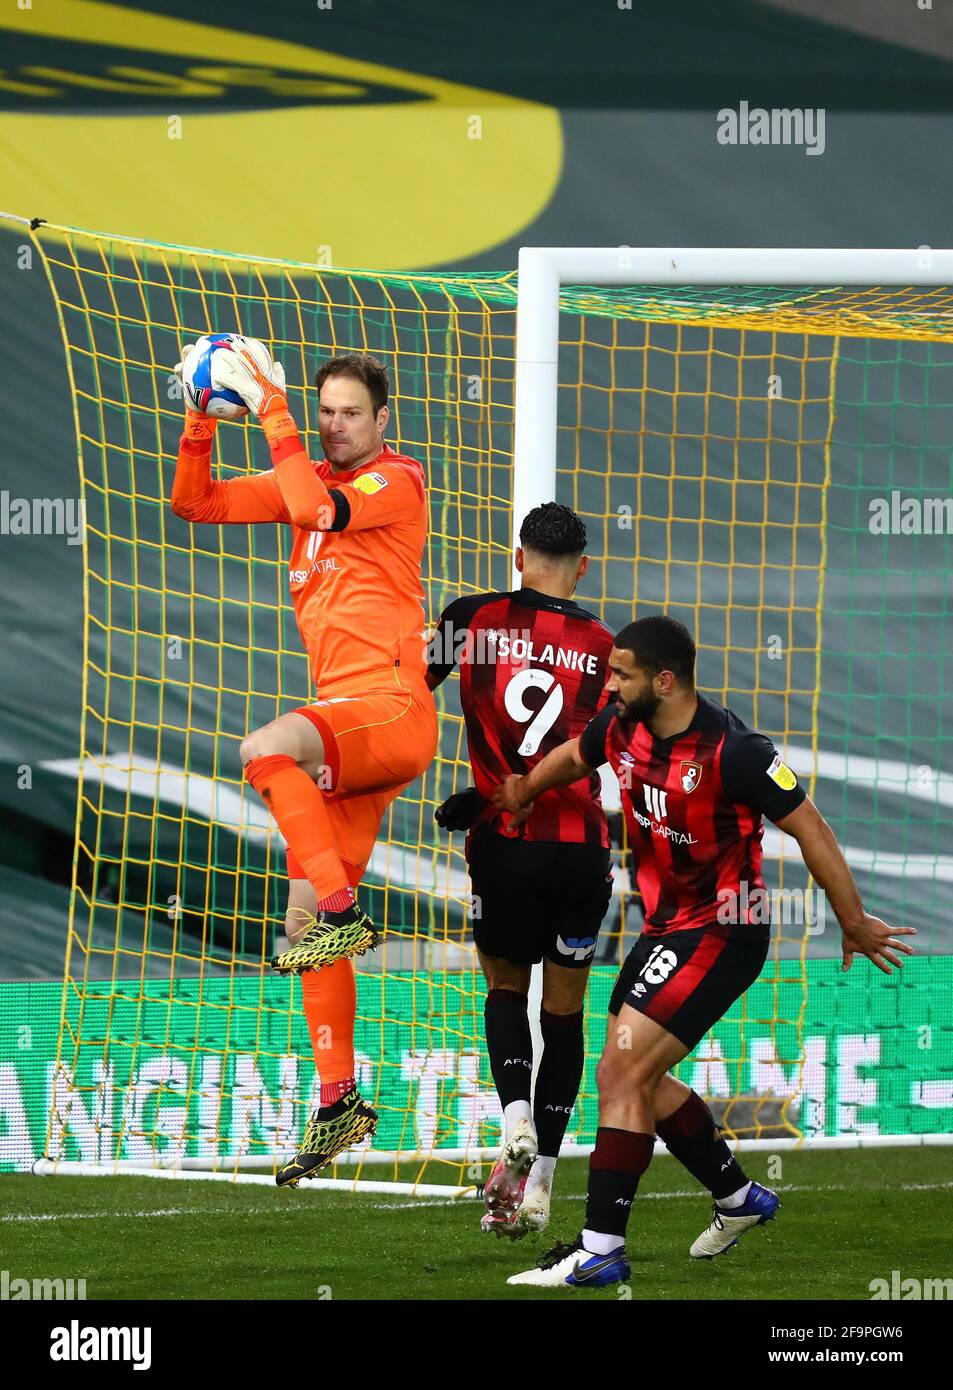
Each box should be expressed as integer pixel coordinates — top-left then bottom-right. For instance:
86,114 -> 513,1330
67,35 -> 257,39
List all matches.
32,1131 -> 953,1181
31,1160 -> 476,1198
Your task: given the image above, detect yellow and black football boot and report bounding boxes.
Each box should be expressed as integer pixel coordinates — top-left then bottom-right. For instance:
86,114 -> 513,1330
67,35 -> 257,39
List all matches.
275,1090 -> 379,1187
271,903 -> 380,974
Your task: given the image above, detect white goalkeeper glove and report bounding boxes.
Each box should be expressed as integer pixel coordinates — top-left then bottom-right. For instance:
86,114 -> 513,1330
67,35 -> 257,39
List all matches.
210,335 -> 288,418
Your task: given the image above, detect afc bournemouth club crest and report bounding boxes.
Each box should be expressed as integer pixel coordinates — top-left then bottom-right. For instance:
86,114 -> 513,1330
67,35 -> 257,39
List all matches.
680,760 -> 702,794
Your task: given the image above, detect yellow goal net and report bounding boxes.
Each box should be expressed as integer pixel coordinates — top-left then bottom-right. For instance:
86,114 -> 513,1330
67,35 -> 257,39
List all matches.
15,216 -> 951,1188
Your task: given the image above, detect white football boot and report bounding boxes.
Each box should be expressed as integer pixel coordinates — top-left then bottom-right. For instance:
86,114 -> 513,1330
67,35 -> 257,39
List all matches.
690,1182 -> 780,1258
480,1117 -> 538,1238
507,1236 -> 631,1288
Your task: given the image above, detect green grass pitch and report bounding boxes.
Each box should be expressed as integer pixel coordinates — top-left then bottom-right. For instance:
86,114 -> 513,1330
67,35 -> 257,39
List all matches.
3,1148 -> 950,1300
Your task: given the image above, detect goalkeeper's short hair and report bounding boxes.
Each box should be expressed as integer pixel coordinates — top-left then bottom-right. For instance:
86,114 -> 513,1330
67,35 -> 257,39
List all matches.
315,353 -> 389,415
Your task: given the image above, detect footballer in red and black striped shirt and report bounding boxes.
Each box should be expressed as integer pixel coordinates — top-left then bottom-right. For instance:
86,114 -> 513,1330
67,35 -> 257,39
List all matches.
428,591 -> 613,848
578,682 -> 802,940
427,503 -> 615,1240
500,614 -> 915,1289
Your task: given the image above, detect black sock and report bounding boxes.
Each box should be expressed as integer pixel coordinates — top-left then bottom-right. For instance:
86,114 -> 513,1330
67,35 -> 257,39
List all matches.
483,987 -> 532,1107
534,1008 -> 584,1157
584,1128 -> 654,1242
655,1091 -> 748,1201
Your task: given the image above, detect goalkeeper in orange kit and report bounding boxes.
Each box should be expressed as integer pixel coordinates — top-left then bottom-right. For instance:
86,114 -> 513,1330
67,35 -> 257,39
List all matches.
169,340 -> 437,1181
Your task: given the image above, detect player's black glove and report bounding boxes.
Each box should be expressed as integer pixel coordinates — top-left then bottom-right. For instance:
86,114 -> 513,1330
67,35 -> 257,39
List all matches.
434,785 -> 485,832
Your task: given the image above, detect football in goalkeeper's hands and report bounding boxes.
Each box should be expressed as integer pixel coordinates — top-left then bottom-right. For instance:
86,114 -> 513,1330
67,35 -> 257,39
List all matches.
181,333 -> 273,420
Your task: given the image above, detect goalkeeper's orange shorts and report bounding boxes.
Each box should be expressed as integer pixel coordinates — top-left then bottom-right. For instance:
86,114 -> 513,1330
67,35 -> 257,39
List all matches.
285,666 -> 437,887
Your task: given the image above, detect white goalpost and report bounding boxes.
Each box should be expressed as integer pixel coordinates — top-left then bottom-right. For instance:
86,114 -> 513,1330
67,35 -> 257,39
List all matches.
513,244 -> 953,529
511,245 -> 953,1162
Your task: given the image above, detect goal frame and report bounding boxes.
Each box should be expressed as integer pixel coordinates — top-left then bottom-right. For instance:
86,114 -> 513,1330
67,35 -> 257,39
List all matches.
511,244 -> 953,1147
29,230 -> 953,1187
511,244 -> 953,535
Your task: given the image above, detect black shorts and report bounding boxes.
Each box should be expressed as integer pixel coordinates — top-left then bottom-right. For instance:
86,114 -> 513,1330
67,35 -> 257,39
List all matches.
466,826 -> 612,969
608,922 -> 769,1051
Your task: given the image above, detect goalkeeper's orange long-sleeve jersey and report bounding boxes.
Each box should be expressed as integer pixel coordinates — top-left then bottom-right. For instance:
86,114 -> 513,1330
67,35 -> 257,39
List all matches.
170,415 -> 429,692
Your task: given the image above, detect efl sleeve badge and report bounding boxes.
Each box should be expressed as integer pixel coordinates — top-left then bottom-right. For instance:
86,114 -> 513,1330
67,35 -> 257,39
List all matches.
353,471 -> 389,495
766,752 -> 798,790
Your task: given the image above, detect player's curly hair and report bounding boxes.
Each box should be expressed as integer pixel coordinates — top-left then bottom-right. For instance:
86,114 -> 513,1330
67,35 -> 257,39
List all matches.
315,353 -> 389,416
519,502 -> 588,559
615,615 -> 696,686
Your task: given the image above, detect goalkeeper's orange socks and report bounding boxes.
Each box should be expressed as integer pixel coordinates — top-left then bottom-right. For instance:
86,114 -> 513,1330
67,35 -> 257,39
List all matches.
243,754 -> 350,902
300,963 -> 357,1110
